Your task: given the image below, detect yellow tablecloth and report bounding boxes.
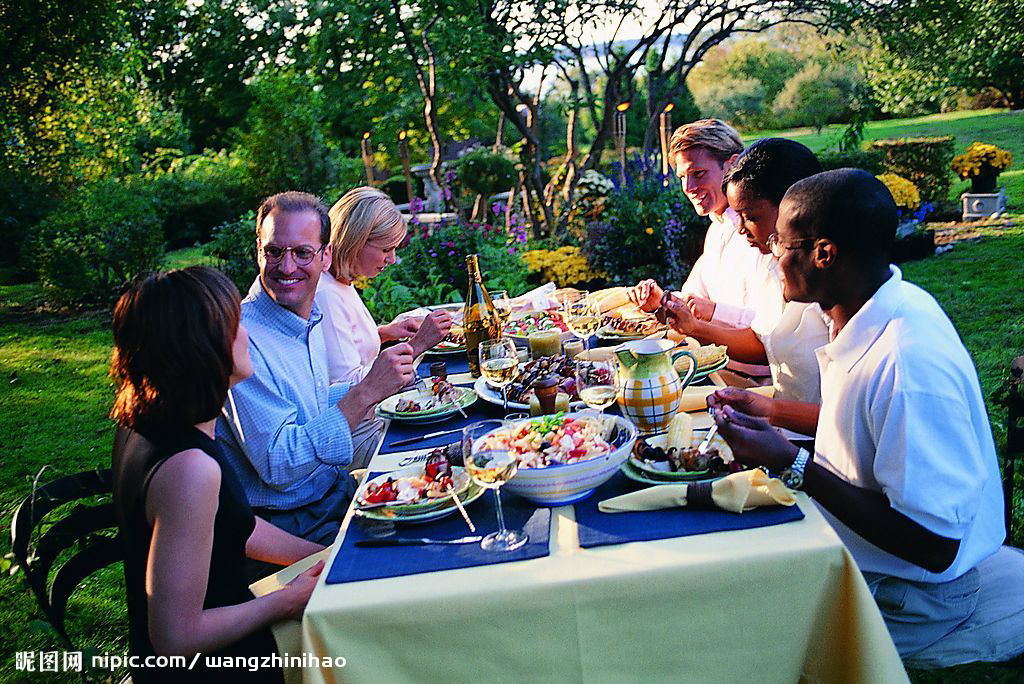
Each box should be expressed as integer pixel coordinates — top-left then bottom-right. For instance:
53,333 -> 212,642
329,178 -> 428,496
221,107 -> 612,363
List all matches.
251,377 -> 905,683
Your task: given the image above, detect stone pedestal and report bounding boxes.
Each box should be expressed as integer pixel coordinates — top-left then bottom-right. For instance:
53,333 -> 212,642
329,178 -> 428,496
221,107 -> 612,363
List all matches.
961,187 -> 1007,220
410,163 -> 443,212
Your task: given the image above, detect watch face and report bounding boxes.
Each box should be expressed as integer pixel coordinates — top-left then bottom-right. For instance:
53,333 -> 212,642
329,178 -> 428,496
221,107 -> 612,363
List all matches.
782,469 -> 803,490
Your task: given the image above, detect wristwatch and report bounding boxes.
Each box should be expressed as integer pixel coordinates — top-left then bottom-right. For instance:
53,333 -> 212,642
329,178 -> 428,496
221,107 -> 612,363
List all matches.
780,447 -> 811,490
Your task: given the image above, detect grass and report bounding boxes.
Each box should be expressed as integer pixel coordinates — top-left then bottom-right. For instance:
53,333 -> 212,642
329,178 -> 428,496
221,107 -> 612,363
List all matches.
0,111 -> 1022,682
747,108 -> 1024,208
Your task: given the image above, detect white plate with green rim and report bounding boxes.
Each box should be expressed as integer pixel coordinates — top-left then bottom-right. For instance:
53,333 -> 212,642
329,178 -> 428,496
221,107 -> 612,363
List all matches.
376,386 -> 476,423
353,468 -> 487,524
628,429 -> 734,481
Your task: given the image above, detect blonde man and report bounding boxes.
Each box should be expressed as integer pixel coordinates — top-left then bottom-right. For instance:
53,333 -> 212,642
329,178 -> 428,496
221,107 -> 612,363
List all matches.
631,118 -> 771,329
316,186 -> 451,385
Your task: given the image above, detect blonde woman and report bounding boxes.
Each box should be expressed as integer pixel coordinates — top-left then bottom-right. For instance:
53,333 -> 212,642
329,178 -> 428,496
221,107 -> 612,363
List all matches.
316,186 -> 451,385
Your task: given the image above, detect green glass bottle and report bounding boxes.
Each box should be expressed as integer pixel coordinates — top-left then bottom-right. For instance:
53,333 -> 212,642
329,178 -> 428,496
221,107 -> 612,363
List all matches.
463,254 -> 502,378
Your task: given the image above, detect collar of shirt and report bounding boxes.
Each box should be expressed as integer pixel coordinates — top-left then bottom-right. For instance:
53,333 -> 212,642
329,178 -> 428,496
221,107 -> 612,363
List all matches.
817,265 -> 903,373
244,278 -> 323,340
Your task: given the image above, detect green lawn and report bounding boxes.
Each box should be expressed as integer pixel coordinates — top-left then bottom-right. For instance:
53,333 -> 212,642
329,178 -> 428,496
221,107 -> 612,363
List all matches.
748,108 -> 1024,208
0,112 -> 1022,682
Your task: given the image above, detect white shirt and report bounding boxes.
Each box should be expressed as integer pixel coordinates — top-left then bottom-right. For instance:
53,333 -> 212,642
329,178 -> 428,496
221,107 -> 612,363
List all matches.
315,272 -> 381,384
813,266 -> 1004,582
748,259 -> 830,404
680,208 -> 771,328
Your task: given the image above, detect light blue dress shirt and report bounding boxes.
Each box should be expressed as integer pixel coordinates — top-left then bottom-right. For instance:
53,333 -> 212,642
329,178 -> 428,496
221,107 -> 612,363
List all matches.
216,283 -> 354,511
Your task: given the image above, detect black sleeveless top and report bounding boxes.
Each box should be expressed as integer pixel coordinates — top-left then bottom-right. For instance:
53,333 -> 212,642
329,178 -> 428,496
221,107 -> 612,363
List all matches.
112,426 -> 283,683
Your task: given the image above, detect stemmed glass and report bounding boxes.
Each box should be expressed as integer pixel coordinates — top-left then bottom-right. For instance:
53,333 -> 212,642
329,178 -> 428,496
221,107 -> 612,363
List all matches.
463,420 -> 528,552
575,357 -> 618,415
491,289 -> 512,325
563,291 -> 600,350
479,338 -> 519,413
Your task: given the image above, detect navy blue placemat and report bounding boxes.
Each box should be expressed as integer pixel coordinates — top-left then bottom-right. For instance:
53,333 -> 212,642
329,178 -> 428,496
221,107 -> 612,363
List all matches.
418,354 -> 470,378
378,400 -> 507,454
574,471 -> 804,548
326,486 -> 551,584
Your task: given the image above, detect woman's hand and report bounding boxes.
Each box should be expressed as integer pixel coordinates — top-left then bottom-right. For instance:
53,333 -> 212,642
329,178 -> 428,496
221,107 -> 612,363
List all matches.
409,310 -> 453,355
276,560 -> 325,620
713,406 -> 798,472
628,279 -> 664,312
663,297 -> 699,335
684,294 -> 716,321
380,316 -> 422,342
706,387 -> 774,420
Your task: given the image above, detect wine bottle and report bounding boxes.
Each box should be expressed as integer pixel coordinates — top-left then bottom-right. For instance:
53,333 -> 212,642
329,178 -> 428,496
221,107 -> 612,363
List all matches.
464,254 -> 502,377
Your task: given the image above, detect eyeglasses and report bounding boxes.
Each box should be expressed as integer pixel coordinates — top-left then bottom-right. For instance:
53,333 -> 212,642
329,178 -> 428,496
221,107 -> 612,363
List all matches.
260,244 -> 325,265
767,233 -> 817,258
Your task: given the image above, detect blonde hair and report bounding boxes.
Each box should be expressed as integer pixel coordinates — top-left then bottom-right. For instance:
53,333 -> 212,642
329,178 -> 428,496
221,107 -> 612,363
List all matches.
668,118 -> 744,166
327,187 -> 406,281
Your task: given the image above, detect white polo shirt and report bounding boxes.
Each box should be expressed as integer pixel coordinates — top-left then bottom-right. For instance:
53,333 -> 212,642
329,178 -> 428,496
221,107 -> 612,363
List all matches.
813,266 -> 1004,582
680,208 -> 770,328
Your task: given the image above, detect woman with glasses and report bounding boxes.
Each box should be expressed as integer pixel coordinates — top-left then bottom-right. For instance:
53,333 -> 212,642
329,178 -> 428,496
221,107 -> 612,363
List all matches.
111,267 -> 325,682
660,139 -> 830,418
316,187 -> 452,385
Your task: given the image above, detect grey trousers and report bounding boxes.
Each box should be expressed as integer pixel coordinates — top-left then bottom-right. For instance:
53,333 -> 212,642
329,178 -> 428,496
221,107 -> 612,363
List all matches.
864,545 -> 1024,668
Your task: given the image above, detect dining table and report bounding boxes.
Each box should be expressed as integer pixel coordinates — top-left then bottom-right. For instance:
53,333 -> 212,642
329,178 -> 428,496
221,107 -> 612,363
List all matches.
252,348 -> 908,684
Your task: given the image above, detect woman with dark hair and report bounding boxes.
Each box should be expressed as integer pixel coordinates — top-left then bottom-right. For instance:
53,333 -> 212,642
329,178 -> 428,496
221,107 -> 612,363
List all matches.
658,139 -> 830,415
110,266 -> 324,683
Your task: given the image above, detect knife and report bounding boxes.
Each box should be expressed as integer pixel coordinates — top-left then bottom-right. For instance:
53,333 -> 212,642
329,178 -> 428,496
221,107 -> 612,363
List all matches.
355,536 -> 483,547
389,427 -> 464,448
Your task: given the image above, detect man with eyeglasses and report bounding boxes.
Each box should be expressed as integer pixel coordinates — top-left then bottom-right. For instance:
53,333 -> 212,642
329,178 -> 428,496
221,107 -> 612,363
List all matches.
708,169 -> 1024,668
216,191 -> 414,545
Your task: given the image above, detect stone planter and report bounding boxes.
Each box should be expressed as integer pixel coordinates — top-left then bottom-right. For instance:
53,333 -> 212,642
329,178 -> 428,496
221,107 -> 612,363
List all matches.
961,187 -> 1007,221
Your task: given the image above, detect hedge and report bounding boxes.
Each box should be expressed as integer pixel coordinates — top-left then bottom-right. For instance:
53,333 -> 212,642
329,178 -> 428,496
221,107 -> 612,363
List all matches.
869,136 -> 955,204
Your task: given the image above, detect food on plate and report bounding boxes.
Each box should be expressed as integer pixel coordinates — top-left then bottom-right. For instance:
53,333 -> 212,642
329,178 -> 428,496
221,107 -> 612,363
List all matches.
503,354 -> 578,404
394,378 -> 462,413
599,313 -> 664,337
434,325 -> 465,349
590,287 -> 632,313
504,310 -> 568,337
665,412 -> 694,452
480,414 -> 612,469
357,454 -> 464,507
632,437 -> 740,475
673,344 -> 728,374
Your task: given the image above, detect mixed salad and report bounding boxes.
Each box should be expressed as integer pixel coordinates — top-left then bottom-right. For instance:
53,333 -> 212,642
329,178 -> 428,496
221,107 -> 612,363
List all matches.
481,414 -> 612,469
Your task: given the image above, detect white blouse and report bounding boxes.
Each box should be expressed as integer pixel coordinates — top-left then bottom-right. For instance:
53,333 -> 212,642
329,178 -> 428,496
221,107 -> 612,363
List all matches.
315,272 -> 381,384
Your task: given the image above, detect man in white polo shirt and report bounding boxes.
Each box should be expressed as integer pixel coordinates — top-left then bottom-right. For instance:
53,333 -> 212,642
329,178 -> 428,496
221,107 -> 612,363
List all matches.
708,168 -> 1024,667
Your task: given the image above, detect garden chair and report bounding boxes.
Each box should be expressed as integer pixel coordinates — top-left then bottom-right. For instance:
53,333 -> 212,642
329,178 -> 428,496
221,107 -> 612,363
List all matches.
1000,356 -> 1024,547
9,468 -> 124,652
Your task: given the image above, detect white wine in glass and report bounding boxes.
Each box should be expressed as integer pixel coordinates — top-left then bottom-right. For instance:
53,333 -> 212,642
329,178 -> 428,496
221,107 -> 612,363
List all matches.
463,420 -> 528,552
576,358 -> 618,413
479,339 -> 519,412
564,292 -> 600,344
491,289 -> 512,324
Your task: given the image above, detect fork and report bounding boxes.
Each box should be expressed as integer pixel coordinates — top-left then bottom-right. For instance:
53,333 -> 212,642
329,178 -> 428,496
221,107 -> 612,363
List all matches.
696,406 -> 719,455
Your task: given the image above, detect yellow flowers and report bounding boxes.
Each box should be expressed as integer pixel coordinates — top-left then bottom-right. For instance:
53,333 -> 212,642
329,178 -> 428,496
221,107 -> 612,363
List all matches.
644,227 -> 654,235
522,246 -> 607,287
876,173 -> 921,210
951,142 -> 1013,179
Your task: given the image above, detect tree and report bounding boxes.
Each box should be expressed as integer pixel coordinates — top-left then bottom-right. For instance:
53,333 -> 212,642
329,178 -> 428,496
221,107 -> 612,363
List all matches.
773,61 -> 861,132
855,0 -> 1024,109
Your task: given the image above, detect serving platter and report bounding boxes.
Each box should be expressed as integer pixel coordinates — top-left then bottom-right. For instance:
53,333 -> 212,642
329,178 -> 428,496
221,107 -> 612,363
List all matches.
627,429 -> 734,482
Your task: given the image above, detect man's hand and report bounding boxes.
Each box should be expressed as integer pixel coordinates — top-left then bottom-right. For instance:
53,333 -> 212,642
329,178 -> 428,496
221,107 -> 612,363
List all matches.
684,294 -> 716,321
713,406 -> 797,472
362,343 -> 416,402
628,279 -> 664,313
409,310 -> 453,355
707,387 -> 774,420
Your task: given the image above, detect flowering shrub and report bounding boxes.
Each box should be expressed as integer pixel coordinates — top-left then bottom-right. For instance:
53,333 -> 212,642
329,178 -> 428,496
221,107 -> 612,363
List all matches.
877,173 -> 921,210
951,142 -> 1013,179
583,154 -> 707,287
521,246 -> 606,288
567,170 -> 614,241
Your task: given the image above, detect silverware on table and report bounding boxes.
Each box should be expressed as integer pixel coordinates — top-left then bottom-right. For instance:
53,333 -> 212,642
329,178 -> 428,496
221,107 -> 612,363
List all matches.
355,536 -> 482,547
697,407 -> 719,455
389,427 -> 464,448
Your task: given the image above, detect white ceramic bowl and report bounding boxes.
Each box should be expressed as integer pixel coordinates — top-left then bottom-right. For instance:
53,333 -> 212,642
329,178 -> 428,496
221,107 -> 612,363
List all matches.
495,413 -> 638,506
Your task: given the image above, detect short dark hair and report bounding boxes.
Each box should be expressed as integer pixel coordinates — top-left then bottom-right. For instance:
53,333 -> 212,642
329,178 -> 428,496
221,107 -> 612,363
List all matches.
782,168 -> 898,264
110,266 -> 240,434
724,138 -> 822,205
255,191 -> 330,245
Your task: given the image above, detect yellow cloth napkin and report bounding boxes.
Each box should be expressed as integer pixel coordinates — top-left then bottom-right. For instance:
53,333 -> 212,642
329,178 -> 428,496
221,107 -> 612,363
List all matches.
599,469 -> 797,514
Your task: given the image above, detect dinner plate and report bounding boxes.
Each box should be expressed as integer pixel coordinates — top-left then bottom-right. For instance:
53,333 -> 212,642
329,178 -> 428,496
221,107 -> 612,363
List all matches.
354,471 -> 487,524
596,323 -> 666,342
355,466 -> 471,512
425,343 -> 466,356
690,356 -> 729,382
619,458 -> 726,486
473,376 -> 586,412
376,387 -> 476,423
628,429 -> 733,481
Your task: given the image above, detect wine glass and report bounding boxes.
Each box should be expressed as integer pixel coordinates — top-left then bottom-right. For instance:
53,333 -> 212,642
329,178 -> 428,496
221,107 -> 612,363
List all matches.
479,338 -> 519,413
563,291 -> 600,349
491,289 -> 512,324
463,420 -> 528,552
575,357 -> 618,414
